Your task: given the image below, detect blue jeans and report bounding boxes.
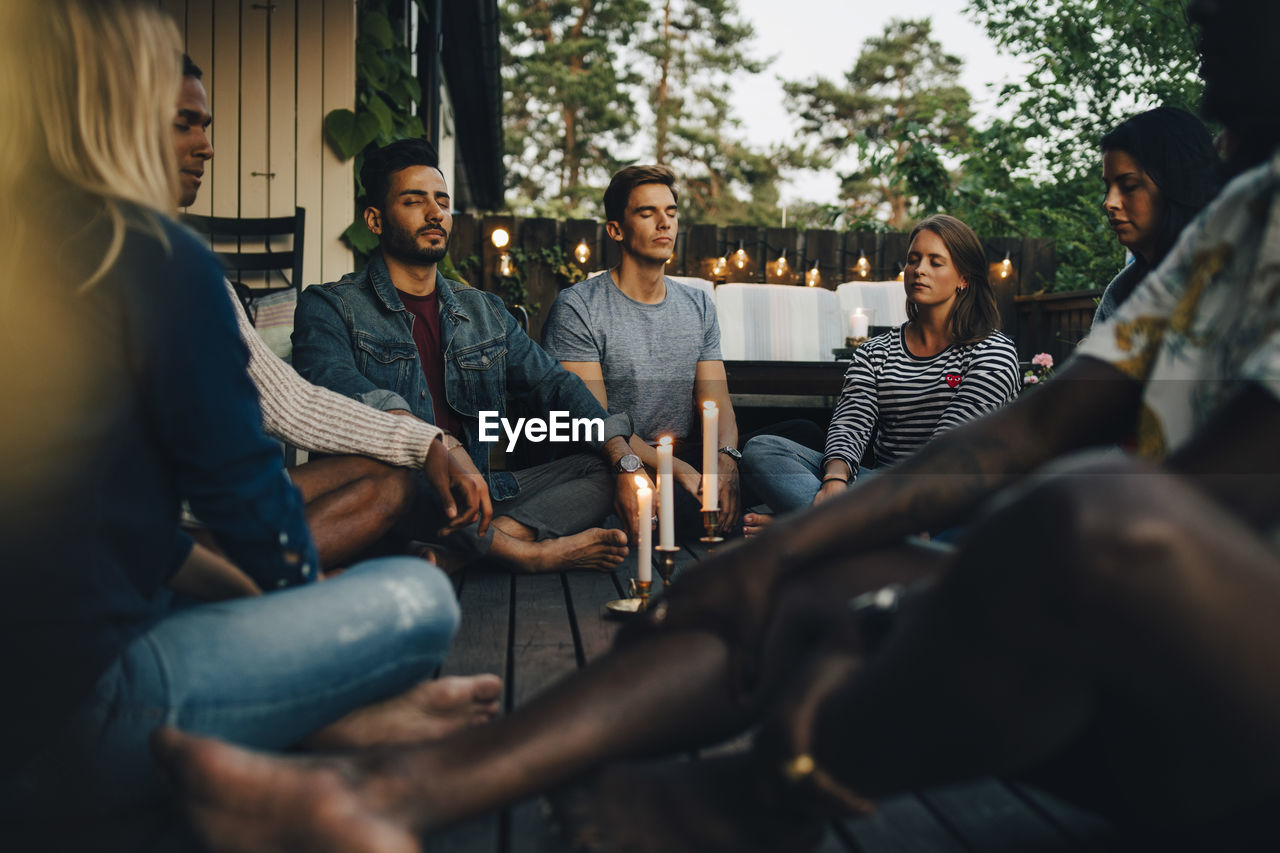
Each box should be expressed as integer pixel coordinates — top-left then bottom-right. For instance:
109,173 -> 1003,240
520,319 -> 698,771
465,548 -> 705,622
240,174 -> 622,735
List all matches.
742,434 -> 874,516
3,556 -> 458,829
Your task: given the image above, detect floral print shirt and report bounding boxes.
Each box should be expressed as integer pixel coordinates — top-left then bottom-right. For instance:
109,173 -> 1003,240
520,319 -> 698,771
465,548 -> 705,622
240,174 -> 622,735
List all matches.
1077,149 -> 1280,462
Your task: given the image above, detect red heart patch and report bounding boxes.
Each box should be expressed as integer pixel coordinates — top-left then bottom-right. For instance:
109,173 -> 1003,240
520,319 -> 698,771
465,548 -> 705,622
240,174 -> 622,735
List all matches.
945,374 -> 962,389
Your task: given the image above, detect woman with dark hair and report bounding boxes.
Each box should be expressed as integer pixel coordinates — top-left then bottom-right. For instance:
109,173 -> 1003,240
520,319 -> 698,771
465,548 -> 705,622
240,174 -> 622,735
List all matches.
740,215 -> 1020,528
1095,106 -> 1221,324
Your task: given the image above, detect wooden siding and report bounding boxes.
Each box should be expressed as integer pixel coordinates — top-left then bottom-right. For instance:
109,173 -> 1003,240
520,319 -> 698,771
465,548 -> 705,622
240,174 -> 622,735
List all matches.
158,0 -> 357,287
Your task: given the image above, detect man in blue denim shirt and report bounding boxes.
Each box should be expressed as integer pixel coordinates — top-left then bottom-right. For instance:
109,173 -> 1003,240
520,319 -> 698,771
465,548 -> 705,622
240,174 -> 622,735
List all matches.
295,140 -> 646,572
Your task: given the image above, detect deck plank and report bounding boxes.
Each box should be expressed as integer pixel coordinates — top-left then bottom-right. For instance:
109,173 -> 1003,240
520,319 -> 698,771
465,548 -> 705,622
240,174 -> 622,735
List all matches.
841,795 -> 970,853
507,573 -> 581,853
563,569 -> 625,664
1010,783 -> 1113,850
432,568 -> 513,853
918,778 -> 1074,852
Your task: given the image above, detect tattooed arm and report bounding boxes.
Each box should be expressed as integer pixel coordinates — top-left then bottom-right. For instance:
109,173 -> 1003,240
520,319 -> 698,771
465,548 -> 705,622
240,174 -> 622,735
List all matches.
653,356 -> 1143,645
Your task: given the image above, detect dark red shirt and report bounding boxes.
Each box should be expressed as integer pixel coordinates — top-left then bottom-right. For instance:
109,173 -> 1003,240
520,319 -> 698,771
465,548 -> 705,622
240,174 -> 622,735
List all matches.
397,287 -> 462,435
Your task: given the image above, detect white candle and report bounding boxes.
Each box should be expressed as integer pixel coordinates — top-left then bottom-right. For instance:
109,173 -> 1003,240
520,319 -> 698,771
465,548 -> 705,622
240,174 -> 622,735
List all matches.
781,205 -> 788,229
635,474 -> 652,583
657,436 -> 675,549
701,401 -> 719,511
849,308 -> 869,338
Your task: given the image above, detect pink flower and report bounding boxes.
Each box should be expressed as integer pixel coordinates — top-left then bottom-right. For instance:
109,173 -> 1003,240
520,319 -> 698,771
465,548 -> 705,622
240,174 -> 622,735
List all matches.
1032,352 -> 1054,369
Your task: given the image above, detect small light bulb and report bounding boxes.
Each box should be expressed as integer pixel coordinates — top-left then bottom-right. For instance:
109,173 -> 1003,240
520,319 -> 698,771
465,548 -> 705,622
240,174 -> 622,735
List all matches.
773,251 -> 788,279
895,266 -> 905,282
1000,252 -> 1012,279
491,227 -> 510,249
713,256 -> 728,278
574,239 -> 591,265
805,261 -> 821,288
498,252 -> 514,277
733,242 -> 749,270
856,250 -> 870,278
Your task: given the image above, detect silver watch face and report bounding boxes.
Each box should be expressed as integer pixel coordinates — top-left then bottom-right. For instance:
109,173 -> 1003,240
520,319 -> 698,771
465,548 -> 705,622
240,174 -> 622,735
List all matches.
719,446 -> 742,461
617,454 -> 643,473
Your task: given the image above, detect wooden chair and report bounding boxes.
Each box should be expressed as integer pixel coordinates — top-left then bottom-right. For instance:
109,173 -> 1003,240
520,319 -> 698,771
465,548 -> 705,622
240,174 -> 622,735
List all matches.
181,207 -> 306,295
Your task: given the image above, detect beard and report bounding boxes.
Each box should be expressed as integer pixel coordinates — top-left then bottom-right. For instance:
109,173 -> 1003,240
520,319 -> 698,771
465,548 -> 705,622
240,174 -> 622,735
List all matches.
381,218 -> 451,265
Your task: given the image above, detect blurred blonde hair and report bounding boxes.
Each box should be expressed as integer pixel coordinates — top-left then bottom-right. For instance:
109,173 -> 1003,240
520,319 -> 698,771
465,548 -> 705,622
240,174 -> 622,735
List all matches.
0,0 -> 182,289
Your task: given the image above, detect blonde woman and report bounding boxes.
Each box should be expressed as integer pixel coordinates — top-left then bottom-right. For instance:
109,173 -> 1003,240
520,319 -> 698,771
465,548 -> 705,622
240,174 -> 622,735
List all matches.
0,1 -> 489,842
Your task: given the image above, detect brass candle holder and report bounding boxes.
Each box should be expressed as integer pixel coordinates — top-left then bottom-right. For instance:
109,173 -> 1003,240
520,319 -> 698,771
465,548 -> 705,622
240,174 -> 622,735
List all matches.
845,335 -> 869,348
631,577 -> 652,607
605,578 -> 651,615
701,509 -> 725,546
654,545 -> 680,589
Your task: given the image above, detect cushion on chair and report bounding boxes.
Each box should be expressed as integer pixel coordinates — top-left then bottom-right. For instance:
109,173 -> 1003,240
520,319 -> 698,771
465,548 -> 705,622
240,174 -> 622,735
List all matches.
836,280 -> 909,330
713,283 -> 844,361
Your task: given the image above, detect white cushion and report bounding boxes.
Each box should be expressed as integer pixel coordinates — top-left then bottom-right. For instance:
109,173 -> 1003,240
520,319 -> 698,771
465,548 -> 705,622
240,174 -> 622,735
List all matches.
713,283 -> 844,362
836,280 -> 908,329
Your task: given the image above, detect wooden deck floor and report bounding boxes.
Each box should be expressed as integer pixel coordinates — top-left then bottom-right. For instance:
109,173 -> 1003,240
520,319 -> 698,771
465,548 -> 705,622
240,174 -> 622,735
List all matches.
431,540 -> 1114,853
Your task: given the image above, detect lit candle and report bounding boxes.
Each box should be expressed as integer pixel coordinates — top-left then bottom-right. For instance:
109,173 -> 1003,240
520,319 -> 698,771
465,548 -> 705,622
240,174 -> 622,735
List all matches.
635,474 -> 652,583
657,436 -> 675,549
849,308 -> 869,338
701,401 -> 719,511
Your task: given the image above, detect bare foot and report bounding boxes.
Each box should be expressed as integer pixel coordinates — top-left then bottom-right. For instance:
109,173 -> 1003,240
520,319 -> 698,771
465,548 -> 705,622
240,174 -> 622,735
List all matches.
303,674 -> 503,750
153,728 -> 421,853
526,528 -> 629,573
556,757 -> 824,853
743,512 -> 774,538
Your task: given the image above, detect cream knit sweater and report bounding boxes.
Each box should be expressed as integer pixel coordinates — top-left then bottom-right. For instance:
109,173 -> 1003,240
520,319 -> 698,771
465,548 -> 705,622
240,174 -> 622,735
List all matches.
226,279 -> 441,470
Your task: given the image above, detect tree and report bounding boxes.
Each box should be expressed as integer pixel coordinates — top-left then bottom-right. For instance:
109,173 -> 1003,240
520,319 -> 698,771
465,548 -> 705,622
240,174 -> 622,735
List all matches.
783,18 -> 974,229
961,0 -> 1205,291
967,0 -> 1202,177
635,0 -> 785,224
501,0 -> 650,216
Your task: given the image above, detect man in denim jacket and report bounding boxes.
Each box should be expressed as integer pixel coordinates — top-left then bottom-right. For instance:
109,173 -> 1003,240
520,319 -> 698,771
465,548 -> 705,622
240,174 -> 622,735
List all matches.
294,141 -> 646,572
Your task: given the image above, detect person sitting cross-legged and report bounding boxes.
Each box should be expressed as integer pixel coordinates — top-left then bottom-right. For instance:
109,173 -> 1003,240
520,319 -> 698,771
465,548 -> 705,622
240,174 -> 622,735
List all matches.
740,215 -> 1020,536
175,54 -> 484,571
293,139 -> 648,572
0,5 -> 499,849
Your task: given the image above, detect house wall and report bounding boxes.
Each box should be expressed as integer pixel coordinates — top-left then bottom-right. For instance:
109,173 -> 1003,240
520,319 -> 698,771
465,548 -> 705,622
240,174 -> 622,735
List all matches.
158,0 -> 357,287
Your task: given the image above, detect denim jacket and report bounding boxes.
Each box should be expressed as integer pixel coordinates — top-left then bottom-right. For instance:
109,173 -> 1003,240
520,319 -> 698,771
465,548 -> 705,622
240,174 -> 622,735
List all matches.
293,253 -> 627,500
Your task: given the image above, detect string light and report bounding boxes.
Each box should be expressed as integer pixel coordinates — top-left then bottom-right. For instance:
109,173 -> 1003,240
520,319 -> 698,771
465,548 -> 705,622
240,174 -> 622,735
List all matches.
490,227 -> 510,248
773,250 -> 789,279
711,255 -> 729,279
497,252 -> 515,277
732,240 -> 749,270
805,259 -> 821,288
999,251 -> 1013,279
895,264 -> 905,282
855,249 -> 870,278
574,239 -> 591,265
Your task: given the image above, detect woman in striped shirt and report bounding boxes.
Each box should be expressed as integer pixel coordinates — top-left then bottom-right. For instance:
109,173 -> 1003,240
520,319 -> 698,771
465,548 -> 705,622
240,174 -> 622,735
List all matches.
742,215 -> 1020,532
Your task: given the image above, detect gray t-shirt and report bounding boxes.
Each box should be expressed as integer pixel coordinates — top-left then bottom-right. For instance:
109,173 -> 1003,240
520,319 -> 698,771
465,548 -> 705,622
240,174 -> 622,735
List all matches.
543,272 -> 722,441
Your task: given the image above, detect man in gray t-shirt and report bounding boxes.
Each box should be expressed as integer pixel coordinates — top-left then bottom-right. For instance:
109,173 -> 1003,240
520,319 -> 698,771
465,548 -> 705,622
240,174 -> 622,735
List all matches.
542,164 -> 743,536
543,271 -> 720,442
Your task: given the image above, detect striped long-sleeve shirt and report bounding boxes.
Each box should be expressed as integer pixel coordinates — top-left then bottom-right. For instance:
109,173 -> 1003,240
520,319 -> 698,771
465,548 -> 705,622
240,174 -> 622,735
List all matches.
226,279 -> 441,469
824,326 -> 1020,480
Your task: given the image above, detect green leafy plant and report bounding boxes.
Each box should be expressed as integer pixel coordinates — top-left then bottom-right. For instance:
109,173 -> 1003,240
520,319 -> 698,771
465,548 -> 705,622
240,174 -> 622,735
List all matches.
492,245 -> 586,312
323,0 -> 426,263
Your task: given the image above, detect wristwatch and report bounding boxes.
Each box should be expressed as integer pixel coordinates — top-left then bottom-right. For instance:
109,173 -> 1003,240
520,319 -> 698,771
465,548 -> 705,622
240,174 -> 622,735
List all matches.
718,446 -> 742,462
615,453 -> 643,474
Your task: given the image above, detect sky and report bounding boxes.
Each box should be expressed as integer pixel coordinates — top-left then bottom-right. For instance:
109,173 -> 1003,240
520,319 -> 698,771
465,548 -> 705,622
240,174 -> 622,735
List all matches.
731,0 -> 1032,206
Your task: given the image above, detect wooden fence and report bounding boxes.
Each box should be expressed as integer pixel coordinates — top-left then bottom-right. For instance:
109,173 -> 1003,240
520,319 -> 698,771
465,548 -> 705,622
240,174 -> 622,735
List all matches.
448,213 -> 1096,363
